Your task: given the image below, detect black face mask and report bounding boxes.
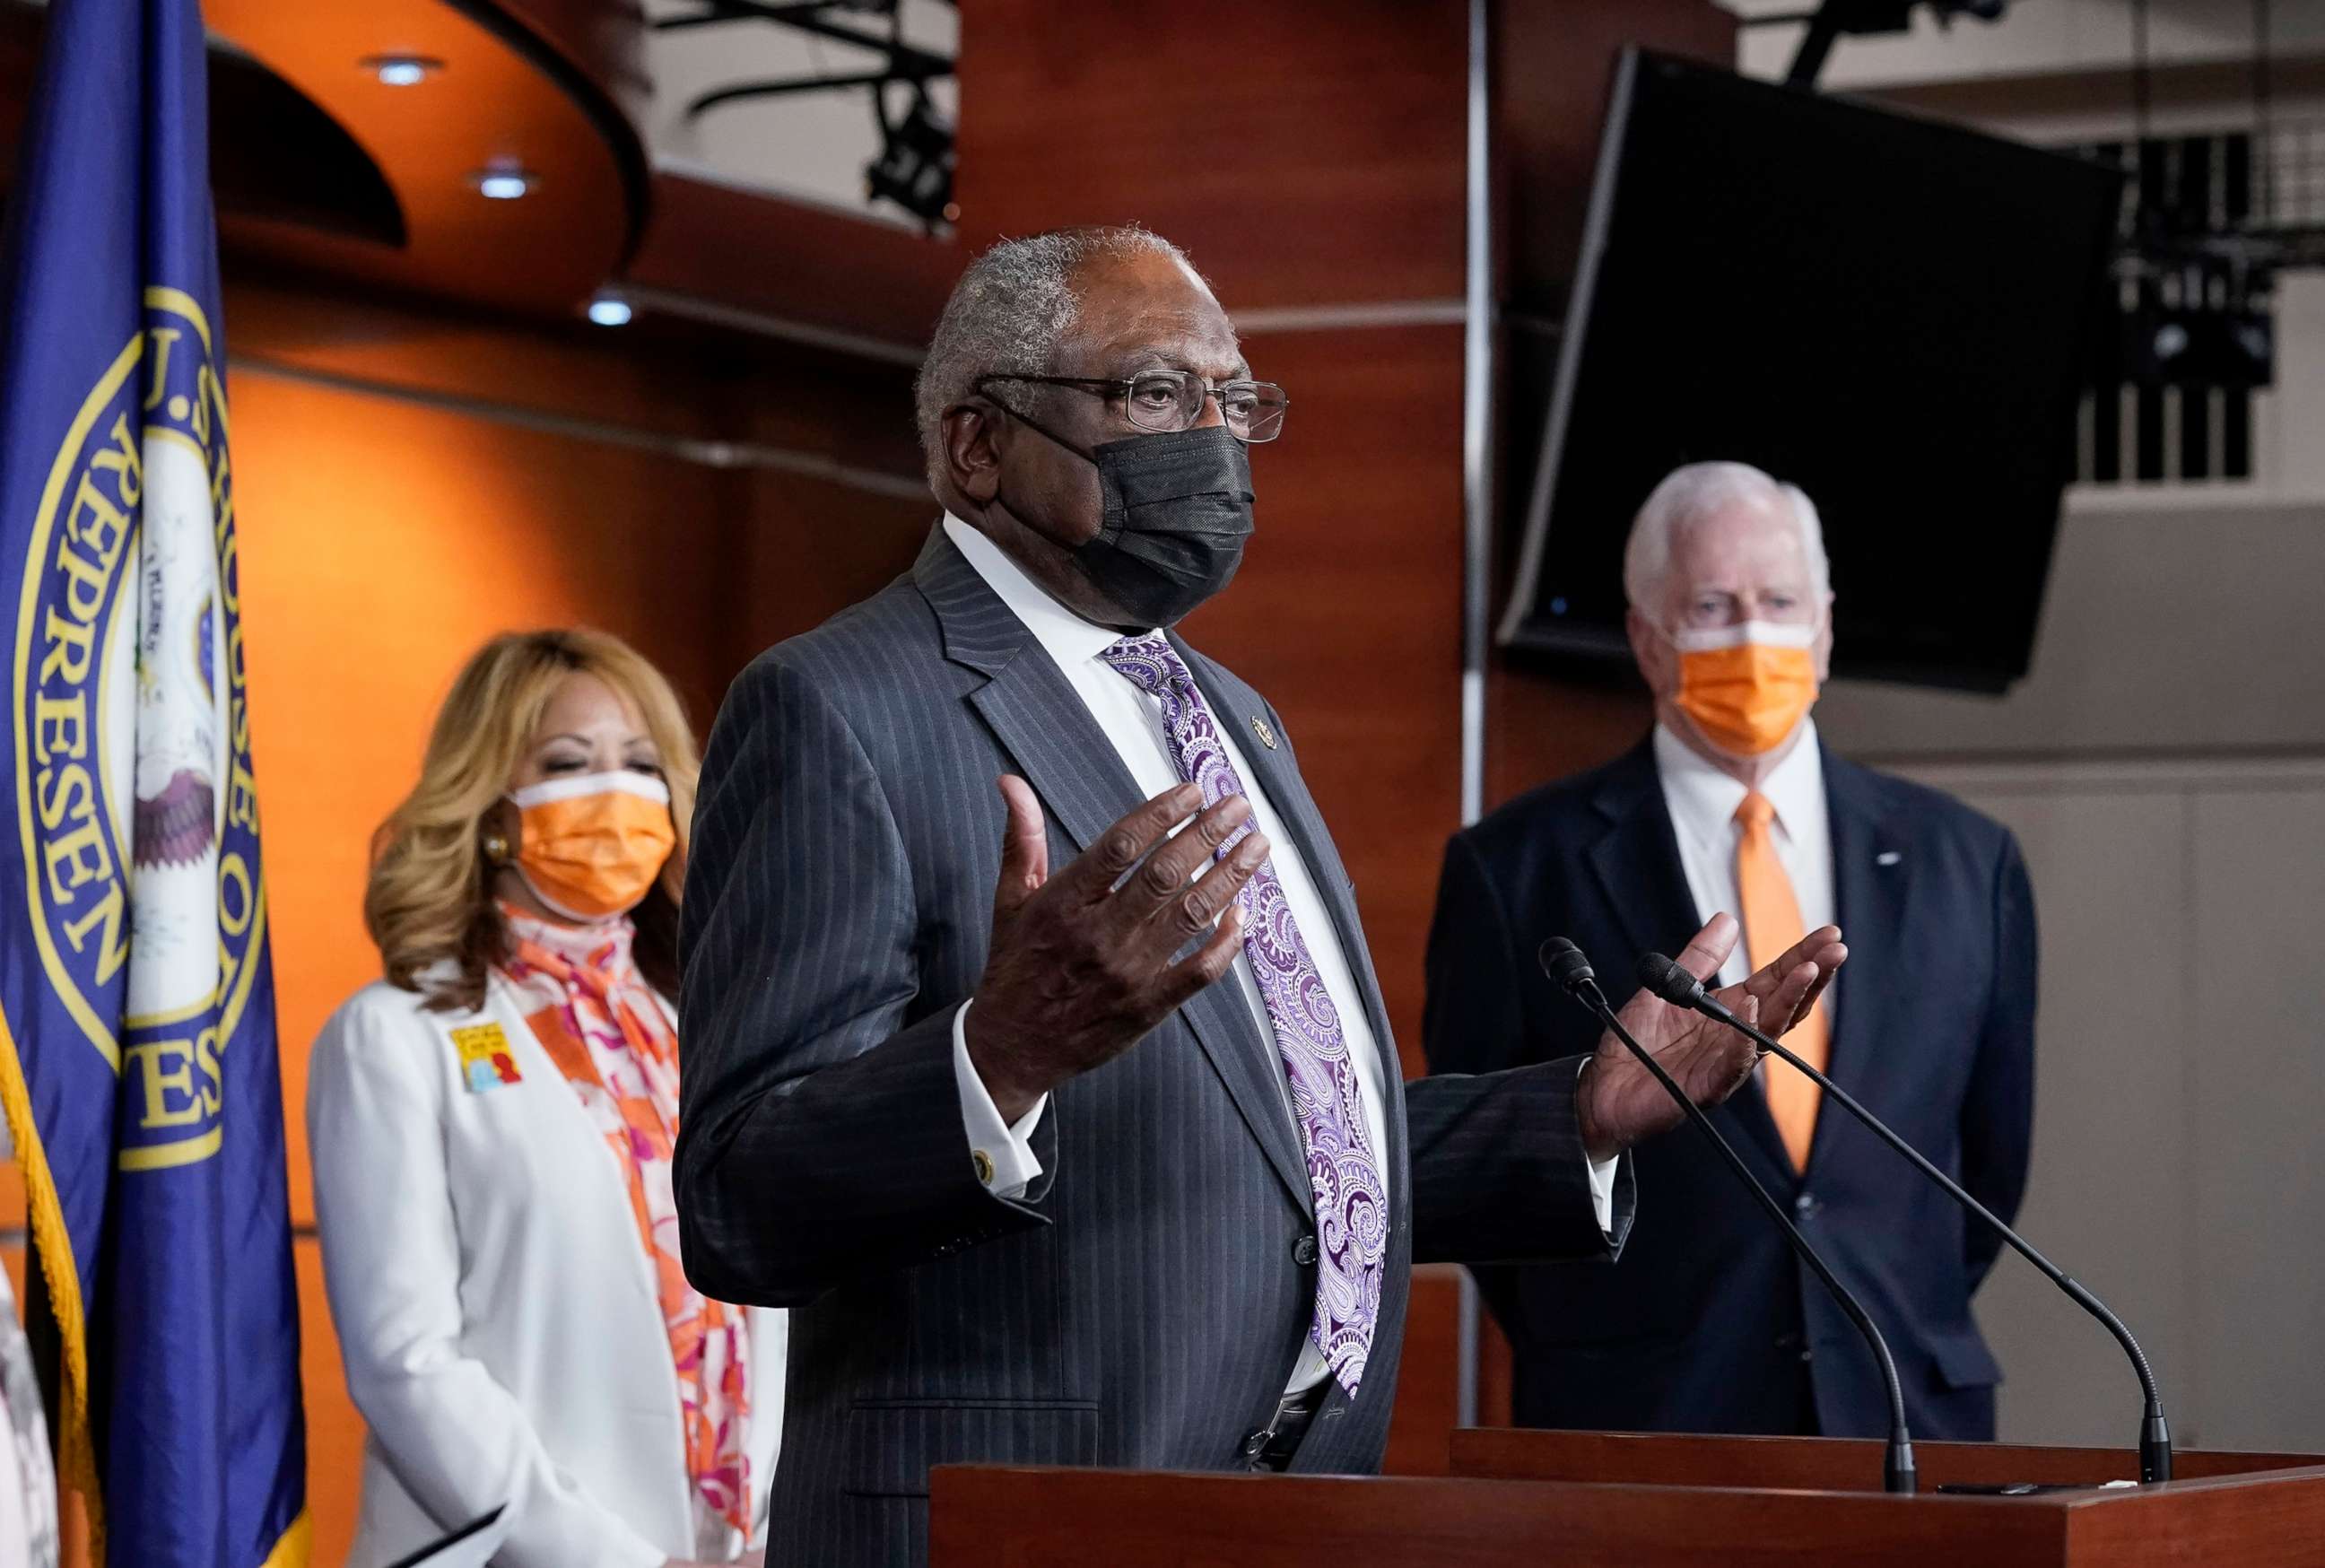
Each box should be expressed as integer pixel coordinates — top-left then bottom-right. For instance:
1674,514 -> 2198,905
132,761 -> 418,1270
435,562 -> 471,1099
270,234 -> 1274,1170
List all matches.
997,413 -> 1256,628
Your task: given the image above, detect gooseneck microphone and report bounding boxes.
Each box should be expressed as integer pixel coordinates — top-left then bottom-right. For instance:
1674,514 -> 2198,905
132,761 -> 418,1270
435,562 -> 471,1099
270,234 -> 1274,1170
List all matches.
1539,937 -> 1917,1494
1636,951 -> 2173,1485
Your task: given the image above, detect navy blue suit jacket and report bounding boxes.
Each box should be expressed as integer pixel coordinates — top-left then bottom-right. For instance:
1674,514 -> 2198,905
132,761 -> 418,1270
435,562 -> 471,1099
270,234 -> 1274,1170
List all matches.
1424,736 -> 2035,1441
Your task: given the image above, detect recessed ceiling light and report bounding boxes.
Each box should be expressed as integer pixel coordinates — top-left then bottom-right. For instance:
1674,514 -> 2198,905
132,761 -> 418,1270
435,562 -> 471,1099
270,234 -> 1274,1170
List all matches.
587,295 -> 632,327
361,54 -> 442,87
472,169 -> 536,201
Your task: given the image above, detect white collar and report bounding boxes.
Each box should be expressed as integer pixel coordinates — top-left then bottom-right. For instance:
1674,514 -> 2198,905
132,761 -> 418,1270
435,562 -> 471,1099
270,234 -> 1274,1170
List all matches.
1652,717 -> 1825,841
942,513 -> 1154,668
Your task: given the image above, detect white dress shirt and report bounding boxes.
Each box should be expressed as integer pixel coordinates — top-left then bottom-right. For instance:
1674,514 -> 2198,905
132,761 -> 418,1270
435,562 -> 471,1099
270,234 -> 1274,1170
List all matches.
941,515 -> 1612,1399
1652,719 -> 1836,1011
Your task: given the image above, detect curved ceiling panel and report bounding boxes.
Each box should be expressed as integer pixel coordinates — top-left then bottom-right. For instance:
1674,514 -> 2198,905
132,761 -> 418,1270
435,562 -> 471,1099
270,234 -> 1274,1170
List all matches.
6,0 -> 951,350
205,0 -> 648,316
211,39 -> 407,248
0,4 -> 403,248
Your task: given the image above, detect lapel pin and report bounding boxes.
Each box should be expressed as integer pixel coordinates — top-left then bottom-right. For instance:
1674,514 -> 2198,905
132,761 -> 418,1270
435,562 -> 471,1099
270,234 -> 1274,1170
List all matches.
450,1022 -> 522,1093
1251,715 -> 1278,751
1876,850 -> 1902,867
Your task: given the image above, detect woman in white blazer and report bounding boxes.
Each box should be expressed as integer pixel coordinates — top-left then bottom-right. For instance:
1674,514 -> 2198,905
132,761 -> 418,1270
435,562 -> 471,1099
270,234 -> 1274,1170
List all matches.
309,629 -> 781,1568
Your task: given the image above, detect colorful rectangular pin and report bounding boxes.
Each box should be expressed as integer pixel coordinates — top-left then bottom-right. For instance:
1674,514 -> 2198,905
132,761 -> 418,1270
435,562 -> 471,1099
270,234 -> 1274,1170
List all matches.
451,1023 -> 522,1092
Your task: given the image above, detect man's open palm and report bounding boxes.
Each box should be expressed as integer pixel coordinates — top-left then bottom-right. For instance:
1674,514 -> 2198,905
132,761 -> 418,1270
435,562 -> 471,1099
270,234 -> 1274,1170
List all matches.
1576,913 -> 1847,1161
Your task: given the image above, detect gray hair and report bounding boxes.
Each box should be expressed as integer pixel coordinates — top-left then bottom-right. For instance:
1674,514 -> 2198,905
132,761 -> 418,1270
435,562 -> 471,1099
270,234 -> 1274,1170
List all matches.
1622,459 -> 1832,612
913,225 -> 1203,491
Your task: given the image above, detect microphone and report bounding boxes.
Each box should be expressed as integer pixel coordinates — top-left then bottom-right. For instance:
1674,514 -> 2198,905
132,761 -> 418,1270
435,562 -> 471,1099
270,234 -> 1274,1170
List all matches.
1538,937 -> 1917,1494
1636,951 -> 2172,1485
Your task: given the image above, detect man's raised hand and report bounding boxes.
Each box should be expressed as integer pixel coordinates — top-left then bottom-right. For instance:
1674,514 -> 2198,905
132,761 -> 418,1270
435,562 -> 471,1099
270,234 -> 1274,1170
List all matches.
965,776 -> 1265,1122
1574,913 -> 1848,1162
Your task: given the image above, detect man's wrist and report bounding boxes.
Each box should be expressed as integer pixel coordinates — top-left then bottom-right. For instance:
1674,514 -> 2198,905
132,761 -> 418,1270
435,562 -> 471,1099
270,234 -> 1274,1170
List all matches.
1575,1055 -> 1618,1164
963,1009 -> 1046,1124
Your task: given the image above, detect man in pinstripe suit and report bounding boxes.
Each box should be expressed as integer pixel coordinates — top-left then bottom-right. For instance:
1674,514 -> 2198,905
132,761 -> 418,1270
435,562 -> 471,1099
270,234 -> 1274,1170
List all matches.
675,227 -> 1844,1566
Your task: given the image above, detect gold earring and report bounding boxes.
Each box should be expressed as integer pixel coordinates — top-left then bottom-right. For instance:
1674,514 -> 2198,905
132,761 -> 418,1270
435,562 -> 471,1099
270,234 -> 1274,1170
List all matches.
482,832 -> 510,866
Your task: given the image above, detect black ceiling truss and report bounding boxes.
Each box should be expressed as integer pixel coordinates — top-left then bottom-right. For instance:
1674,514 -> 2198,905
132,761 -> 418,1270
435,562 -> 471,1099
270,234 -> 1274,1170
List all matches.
652,0 -> 957,226
653,1 -> 953,121
1739,0 -> 2007,91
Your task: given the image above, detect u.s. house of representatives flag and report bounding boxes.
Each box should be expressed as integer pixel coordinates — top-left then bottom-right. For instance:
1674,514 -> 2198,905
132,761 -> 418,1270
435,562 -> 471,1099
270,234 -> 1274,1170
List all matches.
0,0 -> 308,1562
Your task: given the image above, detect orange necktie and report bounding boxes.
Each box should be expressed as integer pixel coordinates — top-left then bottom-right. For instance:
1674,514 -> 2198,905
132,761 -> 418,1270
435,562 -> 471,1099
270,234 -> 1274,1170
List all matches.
1735,790 -> 1828,1172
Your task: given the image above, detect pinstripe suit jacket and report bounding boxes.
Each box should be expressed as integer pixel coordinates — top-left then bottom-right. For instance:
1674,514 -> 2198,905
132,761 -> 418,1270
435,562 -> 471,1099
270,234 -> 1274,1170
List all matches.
676,527 -> 1636,1566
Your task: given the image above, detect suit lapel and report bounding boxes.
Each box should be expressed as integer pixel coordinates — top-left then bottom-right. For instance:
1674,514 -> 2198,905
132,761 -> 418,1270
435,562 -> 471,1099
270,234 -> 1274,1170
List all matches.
1810,750 -> 1909,1179
916,531 -> 1311,1208
919,526 -> 1145,857
1597,742 -> 1796,1182
963,656 -> 1140,858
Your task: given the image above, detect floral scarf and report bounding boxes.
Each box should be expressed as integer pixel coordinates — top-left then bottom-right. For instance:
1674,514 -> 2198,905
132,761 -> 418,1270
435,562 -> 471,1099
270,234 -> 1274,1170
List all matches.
499,905 -> 751,1547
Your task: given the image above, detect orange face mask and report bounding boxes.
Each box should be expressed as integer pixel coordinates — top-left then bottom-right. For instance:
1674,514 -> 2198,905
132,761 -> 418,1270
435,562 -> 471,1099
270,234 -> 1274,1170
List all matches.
507,771 -> 676,921
1667,620 -> 1821,757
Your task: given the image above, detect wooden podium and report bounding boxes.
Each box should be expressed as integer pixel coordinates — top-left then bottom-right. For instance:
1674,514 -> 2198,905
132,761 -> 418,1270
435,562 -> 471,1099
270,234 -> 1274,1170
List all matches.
930,1430 -> 2325,1565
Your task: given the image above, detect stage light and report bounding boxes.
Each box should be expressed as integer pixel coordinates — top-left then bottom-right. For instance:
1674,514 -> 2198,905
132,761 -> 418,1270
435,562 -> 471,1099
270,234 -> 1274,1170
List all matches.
361,55 -> 442,87
473,168 -> 536,201
1749,1 -> 2010,90
587,295 -> 632,327
866,89 -> 955,231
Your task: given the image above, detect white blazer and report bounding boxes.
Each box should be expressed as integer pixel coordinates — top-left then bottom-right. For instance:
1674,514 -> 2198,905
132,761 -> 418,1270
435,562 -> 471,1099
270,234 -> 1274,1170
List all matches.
309,967 -> 784,1568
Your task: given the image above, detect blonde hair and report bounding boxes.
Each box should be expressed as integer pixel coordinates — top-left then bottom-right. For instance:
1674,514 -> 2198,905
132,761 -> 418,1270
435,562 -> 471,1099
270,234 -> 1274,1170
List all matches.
364,629 -> 701,1012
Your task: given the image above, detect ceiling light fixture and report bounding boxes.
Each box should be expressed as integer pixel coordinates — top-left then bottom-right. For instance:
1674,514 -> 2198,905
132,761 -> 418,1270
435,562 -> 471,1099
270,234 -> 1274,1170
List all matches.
472,168 -> 536,201
587,294 -> 633,327
361,54 -> 443,87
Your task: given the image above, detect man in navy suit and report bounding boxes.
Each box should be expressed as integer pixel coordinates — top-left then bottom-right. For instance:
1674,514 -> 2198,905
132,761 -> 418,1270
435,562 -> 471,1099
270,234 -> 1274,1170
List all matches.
1426,460 -> 2035,1442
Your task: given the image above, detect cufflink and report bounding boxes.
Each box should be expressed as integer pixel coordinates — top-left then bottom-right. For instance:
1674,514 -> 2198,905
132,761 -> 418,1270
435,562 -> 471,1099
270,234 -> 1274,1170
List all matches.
971,1148 -> 996,1186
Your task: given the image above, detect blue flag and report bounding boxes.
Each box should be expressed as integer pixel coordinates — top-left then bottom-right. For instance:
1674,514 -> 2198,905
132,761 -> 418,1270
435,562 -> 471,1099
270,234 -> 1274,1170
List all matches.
0,0 -> 308,1562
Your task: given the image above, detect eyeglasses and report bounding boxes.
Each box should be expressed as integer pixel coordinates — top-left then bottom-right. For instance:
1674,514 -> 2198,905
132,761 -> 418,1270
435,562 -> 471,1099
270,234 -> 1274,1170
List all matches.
978,370 -> 1289,443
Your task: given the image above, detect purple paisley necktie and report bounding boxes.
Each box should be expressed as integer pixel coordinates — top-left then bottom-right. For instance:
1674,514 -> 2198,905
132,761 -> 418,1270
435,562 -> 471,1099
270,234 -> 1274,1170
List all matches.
1100,635 -> 1387,1396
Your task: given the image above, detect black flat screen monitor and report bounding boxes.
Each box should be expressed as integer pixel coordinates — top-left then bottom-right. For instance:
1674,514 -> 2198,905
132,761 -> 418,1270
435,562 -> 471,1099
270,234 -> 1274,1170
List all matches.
1498,50 -> 2120,693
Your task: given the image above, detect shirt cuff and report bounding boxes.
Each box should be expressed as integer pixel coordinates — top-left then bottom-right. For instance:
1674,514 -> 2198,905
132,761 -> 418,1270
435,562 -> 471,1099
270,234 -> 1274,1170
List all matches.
1578,1058 -> 1618,1236
952,1000 -> 1048,1199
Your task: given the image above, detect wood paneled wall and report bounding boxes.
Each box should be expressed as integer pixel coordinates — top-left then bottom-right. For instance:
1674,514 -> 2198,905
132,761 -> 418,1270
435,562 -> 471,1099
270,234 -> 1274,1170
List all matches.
957,2 -> 1469,310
